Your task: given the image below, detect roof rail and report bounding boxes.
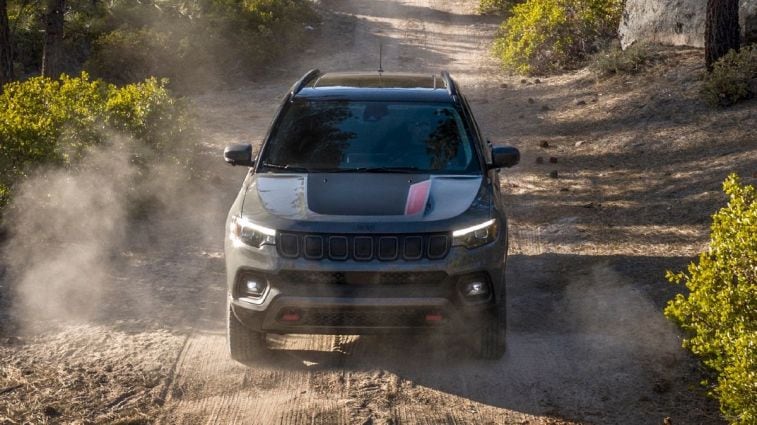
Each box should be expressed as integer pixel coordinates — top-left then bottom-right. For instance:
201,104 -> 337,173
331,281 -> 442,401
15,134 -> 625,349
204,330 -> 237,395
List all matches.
440,70 -> 458,97
289,69 -> 321,98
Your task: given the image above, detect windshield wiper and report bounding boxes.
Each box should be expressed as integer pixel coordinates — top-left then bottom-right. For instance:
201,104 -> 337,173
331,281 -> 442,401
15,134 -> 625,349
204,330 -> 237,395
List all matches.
260,162 -> 311,173
315,166 -> 424,174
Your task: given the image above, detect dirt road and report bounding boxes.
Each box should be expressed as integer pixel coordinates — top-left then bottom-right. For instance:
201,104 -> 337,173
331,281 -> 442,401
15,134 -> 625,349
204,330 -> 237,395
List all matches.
4,0 -> 755,423
158,1 -> 731,423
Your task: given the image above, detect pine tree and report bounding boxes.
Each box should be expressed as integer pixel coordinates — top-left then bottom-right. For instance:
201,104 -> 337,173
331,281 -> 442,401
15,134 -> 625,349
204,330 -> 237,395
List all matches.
705,0 -> 740,71
41,0 -> 65,78
0,0 -> 14,87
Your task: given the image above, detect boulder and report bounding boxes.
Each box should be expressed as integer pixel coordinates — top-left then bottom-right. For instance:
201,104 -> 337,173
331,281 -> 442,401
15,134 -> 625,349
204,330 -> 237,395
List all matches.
619,0 -> 757,48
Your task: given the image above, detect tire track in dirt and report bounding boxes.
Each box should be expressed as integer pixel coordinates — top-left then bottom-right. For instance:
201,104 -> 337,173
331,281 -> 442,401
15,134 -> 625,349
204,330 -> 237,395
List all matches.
161,331 -> 567,424
157,333 -> 192,406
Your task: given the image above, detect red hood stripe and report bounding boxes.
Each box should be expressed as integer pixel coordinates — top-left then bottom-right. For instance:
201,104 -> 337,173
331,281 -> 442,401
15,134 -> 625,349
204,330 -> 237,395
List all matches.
404,179 -> 431,215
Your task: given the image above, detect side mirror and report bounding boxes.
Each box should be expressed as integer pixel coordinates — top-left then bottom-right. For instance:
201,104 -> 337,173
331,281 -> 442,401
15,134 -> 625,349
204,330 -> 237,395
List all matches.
491,145 -> 520,169
224,144 -> 255,167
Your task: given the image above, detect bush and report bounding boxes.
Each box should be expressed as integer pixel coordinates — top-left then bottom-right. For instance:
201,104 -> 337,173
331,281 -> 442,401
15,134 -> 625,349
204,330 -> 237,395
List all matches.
665,174 -> 757,424
106,76 -> 187,150
85,29 -> 176,85
0,184 -> 10,209
478,0 -> 518,15
0,73 -> 188,203
5,0 -> 317,87
493,0 -> 623,75
701,44 -> 757,107
84,0 -> 318,89
591,42 -> 652,77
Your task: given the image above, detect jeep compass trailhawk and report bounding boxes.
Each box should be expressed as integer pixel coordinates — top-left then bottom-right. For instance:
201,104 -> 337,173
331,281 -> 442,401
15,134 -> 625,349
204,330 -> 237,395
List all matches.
223,70 -> 519,361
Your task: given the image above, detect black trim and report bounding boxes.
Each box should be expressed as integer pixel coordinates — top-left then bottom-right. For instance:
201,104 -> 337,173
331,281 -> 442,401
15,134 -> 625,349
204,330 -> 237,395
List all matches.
440,70 -> 458,98
290,69 -> 320,98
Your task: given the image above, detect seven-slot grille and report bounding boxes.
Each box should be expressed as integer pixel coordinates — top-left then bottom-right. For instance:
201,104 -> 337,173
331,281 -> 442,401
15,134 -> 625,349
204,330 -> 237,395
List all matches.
277,232 -> 450,261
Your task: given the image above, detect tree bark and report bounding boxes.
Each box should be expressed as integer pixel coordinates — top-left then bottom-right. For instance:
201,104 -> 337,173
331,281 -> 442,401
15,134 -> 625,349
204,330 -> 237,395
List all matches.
41,0 -> 65,78
0,0 -> 14,87
705,0 -> 740,71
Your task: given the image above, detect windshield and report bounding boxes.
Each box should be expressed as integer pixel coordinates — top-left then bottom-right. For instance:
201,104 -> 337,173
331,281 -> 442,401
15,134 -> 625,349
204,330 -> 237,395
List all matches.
259,100 -> 481,174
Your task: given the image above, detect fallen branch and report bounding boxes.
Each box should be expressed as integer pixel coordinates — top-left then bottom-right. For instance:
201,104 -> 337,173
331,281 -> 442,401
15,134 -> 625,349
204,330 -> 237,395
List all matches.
0,384 -> 23,396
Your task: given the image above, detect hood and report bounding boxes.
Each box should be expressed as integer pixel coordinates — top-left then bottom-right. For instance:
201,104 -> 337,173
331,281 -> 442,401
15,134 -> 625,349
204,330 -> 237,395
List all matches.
241,173 -> 490,232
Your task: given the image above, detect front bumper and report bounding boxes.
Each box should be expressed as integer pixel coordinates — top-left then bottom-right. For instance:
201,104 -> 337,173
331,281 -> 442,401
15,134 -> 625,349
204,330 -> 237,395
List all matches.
225,238 -> 507,335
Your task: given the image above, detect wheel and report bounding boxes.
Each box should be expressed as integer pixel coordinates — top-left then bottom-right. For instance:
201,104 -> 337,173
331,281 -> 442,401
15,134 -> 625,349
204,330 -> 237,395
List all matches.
475,303 -> 506,360
227,301 -> 268,363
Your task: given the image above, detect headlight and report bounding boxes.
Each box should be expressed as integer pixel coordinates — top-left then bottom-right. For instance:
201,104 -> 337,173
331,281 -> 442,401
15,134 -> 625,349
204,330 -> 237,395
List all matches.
452,219 -> 498,249
229,216 -> 276,248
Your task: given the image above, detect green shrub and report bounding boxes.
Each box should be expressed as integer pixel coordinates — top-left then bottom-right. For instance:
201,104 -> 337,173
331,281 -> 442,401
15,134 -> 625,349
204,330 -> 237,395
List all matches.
701,45 -> 757,107
0,72 -> 188,204
0,73 -> 107,170
85,29 -> 176,85
591,42 -> 652,77
665,174 -> 757,424
84,0 -> 318,89
0,183 -> 10,209
106,76 -> 188,151
478,0 -> 518,15
493,0 -> 623,75
5,0 -> 317,87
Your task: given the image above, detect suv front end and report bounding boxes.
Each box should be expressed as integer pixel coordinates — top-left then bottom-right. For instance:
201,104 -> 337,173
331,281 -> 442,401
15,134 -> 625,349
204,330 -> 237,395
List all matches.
224,70 -> 519,361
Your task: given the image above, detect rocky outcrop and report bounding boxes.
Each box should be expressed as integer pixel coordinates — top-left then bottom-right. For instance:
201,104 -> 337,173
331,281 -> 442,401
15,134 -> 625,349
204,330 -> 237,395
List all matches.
619,0 -> 757,48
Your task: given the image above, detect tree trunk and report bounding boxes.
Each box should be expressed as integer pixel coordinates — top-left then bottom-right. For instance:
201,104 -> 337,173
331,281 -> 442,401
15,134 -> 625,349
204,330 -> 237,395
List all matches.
0,0 -> 14,87
705,0 -> 740,71
41,0 -> 65,78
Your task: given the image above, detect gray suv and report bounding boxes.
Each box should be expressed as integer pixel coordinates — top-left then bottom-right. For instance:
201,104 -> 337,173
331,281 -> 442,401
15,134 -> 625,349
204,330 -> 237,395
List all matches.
223,70 -> 519,361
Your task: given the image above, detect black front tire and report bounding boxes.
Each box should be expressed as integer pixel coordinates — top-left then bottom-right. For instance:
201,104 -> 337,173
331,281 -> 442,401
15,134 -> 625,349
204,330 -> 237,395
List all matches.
227,301 -> 268,363
476,304 -> 506,360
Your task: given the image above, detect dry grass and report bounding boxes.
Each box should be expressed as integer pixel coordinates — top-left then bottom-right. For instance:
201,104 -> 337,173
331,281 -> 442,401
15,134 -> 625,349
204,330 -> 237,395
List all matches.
0,327 -> 183,424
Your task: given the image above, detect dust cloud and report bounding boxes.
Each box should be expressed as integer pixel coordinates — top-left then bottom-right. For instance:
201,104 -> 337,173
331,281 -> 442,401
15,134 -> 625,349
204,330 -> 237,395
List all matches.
1,135 -> 229,332
559,263 -> 685,405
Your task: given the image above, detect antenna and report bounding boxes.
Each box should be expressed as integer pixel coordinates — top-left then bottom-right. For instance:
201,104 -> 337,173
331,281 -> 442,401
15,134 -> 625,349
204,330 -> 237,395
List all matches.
378,43 -> 384,74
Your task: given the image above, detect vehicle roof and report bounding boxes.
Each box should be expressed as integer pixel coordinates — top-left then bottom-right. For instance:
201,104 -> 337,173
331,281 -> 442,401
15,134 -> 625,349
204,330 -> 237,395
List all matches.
294,72 -> 456,102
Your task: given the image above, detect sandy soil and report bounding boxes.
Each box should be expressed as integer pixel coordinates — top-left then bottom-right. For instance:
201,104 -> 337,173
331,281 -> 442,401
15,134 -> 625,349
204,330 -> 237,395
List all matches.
1,0 -> 756,423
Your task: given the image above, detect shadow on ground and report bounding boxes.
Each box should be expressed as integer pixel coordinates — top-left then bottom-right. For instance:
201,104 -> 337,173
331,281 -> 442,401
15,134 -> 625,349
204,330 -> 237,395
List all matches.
201,253 -> 720,425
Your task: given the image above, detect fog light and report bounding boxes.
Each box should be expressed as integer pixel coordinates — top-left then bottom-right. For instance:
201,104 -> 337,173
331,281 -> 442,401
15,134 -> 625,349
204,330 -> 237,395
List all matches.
244,278 -> 267,298
463,281 -> 489,297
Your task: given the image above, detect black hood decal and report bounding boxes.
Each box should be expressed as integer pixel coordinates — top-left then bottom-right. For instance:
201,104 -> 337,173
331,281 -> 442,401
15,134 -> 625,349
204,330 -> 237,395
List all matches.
306,174 -> 428,216
246,173 -> 484,226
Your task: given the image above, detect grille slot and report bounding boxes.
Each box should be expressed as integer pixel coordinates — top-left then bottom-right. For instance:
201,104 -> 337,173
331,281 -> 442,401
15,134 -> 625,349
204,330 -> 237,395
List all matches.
328,236 -> 349,260
353,237 -> 373,261
279,233 -> 299,258
427,235 -> 450,259
276,233 -> 450,261
304,235 -> 324,259
403,236 -> 423,260
378,237 -> 399,261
